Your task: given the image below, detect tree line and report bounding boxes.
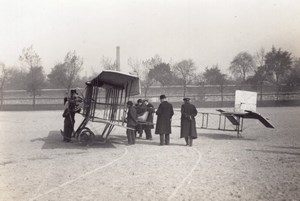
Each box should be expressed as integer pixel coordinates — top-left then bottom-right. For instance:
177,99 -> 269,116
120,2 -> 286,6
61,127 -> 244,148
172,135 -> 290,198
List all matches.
128,47 -> 300,100
1,45 -> 300,106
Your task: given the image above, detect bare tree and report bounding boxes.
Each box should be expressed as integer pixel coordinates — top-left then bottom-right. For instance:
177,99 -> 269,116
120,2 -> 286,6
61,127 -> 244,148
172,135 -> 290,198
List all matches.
128,57 -> 142,77
128,56 -> 160,98
253,48 -> 267,102
173,59 -> 196,97
19,45 -> 41,70
100,56 -> 116,70
19,46 -> 46,107
255,48 -> 266,68
64,51 -> 83,92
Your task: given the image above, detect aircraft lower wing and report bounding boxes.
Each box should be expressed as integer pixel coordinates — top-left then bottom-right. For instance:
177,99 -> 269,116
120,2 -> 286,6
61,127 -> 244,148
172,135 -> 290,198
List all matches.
243,110 -> 274,128
217,109 -> 274,128
216,109 -> 240,125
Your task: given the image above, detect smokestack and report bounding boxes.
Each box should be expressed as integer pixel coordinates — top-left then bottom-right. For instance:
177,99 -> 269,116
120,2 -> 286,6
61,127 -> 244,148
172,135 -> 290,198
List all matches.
116,46 -> 120,71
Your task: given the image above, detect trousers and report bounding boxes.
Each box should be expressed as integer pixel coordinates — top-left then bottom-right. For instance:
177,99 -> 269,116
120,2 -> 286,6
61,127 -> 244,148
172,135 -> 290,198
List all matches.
185,136 -> 193,146
127,130 -> 136,144
159,134 -> 170,145
144,127 -> 152,139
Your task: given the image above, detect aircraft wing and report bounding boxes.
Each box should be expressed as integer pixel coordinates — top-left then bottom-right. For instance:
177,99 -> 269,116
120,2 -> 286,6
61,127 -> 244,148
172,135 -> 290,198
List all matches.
216,109 -> 240,125
243,110 -> 274,128
217,109 -> 274,128
90,70 -> 140,96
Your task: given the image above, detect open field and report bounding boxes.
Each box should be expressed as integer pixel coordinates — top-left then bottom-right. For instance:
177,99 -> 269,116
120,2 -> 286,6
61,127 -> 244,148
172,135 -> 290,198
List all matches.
0,107 -> 299,201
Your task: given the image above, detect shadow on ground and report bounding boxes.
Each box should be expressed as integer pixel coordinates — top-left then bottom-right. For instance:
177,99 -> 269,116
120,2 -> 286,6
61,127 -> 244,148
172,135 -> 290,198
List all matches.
30,130 -> 124,149
198,133 -> 256,141
109,135 -> 163,146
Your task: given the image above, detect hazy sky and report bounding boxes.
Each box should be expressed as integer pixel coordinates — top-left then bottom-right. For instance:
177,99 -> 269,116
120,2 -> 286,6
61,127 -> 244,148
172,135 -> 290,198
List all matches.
1,0 -> 300,76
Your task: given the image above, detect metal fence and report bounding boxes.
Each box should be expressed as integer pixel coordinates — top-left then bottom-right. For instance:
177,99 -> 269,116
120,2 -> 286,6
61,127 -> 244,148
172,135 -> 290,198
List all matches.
1,89 -> 300,106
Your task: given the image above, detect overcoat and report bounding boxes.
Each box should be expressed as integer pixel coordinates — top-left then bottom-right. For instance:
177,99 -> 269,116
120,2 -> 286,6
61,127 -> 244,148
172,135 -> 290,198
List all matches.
62,100 -> 76,139
155,101 -> 174,134
146,103 -> 155,129
180,102 -> 198,139
126,106 -> 137,128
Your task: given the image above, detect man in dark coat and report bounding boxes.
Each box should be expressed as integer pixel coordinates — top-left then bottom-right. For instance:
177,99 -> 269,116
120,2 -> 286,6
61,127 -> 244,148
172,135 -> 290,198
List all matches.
180,98 -> 198,146
143,99 -> 155,140
126,101 -> 137,145
61,90 -> 78,142
155,94 -> 174,145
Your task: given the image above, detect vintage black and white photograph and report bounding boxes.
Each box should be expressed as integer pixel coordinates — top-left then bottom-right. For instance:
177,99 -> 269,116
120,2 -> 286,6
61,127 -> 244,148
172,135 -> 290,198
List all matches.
0,0 -> 300,200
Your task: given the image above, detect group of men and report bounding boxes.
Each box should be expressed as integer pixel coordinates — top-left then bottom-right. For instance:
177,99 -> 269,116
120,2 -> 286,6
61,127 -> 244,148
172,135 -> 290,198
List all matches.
61,90 -> 198,146
126,99 -> 155,145
126,94 -> 198,146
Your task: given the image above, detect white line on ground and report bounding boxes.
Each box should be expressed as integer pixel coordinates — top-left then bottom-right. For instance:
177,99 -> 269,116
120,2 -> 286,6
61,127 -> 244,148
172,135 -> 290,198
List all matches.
29,148 -> 128,201
33,161 -> 53,197
167,147 -> 202,201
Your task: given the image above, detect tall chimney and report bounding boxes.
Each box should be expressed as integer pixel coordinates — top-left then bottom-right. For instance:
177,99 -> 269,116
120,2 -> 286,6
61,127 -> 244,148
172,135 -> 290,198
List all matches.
116,46 -> 120,71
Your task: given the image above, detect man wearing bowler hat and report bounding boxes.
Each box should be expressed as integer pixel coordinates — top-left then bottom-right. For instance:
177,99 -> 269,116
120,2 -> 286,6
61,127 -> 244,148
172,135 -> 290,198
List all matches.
180,97 -> 198,146
155,94 -> 174,145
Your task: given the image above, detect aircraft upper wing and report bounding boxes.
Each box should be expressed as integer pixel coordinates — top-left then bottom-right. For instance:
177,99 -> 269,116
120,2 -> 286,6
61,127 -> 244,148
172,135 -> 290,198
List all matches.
90,70 -> 140,96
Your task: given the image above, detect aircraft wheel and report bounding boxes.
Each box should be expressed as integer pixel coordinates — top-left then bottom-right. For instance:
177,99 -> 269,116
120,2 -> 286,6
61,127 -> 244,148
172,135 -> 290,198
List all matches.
79,129 -> 95,146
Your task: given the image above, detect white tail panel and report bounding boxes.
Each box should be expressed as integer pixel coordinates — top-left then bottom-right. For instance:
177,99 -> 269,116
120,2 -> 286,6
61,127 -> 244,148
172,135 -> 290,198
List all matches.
234,90 -> 257,112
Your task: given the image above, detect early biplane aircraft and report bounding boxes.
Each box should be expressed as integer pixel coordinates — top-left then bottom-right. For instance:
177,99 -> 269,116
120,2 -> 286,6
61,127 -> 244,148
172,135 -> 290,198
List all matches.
71,70 -> 150,145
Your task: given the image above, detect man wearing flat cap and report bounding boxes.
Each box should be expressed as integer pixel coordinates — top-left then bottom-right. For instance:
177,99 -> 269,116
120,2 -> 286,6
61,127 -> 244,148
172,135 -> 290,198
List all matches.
180,97 -> 198,146
61,89 -> 81,142
155,94 -> 174,145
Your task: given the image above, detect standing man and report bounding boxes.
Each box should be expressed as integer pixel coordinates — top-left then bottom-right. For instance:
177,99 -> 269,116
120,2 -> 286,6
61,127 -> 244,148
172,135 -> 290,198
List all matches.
155,94 -> 174,145
61,89 -> 79,142
180,98 -> 198,146
135,99 -> 146,138
143,99 -> 155,140
126,101 -> 137,145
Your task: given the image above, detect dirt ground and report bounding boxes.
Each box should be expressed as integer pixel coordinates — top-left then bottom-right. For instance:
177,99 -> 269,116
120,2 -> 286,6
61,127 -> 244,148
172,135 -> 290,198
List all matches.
0,107 -> 299,201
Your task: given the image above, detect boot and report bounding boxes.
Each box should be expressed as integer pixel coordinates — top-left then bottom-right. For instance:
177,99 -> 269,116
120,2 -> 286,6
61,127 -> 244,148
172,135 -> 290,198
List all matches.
148,132 -> 152,140
145,128 -> 151,140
